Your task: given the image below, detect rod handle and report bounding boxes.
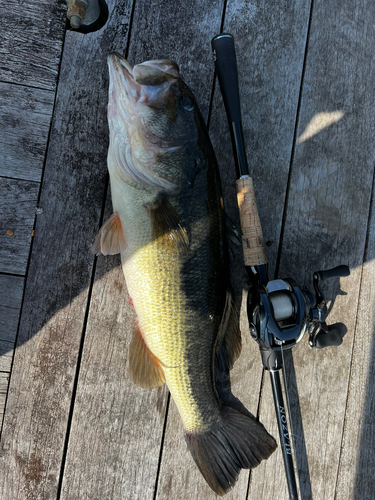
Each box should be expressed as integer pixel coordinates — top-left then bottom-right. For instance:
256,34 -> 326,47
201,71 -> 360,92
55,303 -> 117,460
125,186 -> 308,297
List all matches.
211,33 -> 241,123
212,33 -> 249,178
237,177 -> 268,266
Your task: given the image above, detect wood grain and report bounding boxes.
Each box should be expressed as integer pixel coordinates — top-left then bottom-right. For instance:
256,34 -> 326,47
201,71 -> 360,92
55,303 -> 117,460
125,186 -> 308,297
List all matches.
0,372 -> 10,417
249,1 -> 375,498
0,0 -> 66,90
335,184 -> 375,498
0,274 -> 24,373
0,346 -> 14,373
0,177 -> 39,275
0,274 -> 24,343
1,0 -> 375,499
0,83 -> 55,182
0,1 -> 141,498
60,250 -> 169,500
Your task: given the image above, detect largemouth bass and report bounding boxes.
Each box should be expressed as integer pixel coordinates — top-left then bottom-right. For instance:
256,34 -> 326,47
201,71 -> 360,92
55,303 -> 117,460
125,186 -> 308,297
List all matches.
93,52 -> 276,495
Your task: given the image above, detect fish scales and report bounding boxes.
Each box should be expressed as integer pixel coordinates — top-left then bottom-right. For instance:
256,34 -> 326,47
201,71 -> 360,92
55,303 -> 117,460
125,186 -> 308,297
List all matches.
93,52 -> 277,496
124,161 -> 223,432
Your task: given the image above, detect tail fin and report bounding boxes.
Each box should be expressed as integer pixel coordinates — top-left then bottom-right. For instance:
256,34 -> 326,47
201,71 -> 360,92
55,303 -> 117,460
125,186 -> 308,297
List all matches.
184,405 -> 277,496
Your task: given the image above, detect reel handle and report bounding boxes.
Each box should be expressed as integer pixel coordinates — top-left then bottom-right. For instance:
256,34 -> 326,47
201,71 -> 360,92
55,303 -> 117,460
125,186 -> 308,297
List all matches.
313,265 -> 350,306
313,324 -> 343,349
315,265 -> 350,281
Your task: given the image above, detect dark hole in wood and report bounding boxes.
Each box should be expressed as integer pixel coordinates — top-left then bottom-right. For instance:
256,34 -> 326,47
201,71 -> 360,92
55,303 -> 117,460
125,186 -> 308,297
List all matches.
65,0 -> 109,34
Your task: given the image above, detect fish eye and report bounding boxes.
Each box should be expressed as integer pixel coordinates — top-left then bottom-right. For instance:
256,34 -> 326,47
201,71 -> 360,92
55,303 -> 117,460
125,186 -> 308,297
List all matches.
181,95 -> 194,112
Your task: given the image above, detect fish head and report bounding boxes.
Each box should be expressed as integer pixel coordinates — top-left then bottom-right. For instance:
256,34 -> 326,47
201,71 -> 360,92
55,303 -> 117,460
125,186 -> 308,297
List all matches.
107,52 -> 201,191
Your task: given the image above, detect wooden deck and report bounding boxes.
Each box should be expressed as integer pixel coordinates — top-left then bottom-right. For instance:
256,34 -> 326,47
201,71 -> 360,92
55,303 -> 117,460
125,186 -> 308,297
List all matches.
1,0 -> 374,498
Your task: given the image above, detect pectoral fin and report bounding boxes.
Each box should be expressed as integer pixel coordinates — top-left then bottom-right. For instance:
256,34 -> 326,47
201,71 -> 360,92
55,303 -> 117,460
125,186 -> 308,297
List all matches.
129,321 -> 166,389
145,196 -> 189,253
92,212 -> 126,256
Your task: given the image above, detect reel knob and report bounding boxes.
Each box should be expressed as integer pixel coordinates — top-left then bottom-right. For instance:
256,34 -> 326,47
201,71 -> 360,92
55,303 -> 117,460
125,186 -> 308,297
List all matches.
309,322 -> 347,349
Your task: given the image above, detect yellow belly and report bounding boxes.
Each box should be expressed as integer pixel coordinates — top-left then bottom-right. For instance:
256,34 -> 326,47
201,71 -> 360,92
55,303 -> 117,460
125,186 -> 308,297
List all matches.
123,236 -> 220,432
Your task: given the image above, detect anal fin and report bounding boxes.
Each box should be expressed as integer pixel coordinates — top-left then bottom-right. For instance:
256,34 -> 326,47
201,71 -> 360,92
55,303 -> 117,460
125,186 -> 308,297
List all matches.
129,321 -> 166,389
92,212 -> 126,256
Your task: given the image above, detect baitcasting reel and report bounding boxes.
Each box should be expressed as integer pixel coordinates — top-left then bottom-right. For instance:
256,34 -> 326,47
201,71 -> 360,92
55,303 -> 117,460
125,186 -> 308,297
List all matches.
247,265 -> 350,371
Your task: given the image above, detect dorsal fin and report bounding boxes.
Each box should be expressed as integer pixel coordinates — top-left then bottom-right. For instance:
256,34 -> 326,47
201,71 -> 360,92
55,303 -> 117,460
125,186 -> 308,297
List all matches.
215,290 -> 242,373
129,320 -> 166,389
92,212 -> 126,256
214,291 -> 248,415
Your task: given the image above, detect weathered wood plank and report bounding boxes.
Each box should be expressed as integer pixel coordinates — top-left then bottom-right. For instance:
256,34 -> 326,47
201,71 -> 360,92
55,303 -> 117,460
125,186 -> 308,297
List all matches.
0,344 -> 13,373
60,250 -> 169,500
0,372 -> 9,417
0,274 -> 24,415
0,83 -> 55,182
0,394 -> 6,417
0,177 -> 39,275
0,1 -> 142,498
335,187 -> 375,498
0,0 -> 66,90
0,290 -> 90,499
0,274 -> 24,373
250,1 -> 375,498
0,274 -> 24,343
0,373 -> 9,392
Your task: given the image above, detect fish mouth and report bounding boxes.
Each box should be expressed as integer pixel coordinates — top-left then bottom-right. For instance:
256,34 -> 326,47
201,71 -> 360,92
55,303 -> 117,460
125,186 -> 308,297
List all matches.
108,52 -> 180,83
107,53 -> 184,191
108,52 -> 180,109
107,53 -> 138,114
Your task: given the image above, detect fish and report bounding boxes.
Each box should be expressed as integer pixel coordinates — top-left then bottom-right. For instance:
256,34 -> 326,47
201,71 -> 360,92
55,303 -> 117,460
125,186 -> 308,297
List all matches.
93,52 -> 277,495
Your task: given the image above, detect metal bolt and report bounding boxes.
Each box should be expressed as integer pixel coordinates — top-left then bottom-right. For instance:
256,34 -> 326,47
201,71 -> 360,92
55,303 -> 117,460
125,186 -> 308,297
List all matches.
67,0 -> 86,29
69,14 -> 83,29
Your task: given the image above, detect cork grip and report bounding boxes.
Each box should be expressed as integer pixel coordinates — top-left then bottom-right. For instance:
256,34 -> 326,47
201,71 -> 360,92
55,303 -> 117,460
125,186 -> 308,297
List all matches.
236,177 -> 268,266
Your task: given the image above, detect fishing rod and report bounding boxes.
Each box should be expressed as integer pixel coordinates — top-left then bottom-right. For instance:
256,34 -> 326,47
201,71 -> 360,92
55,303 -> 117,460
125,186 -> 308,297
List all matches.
211,33 -> 350,500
